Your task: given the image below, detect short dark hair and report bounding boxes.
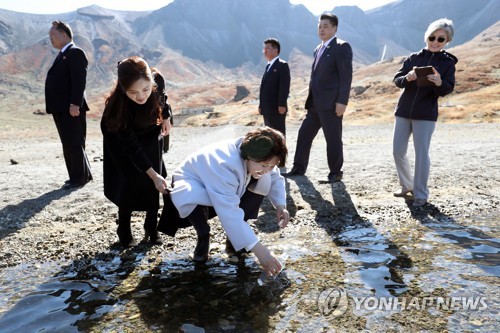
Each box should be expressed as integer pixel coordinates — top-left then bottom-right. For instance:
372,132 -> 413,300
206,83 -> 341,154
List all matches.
264,38 -> 281,54
320,12 -> 338,27
51,21 -> 73,39
240,127 -> 288,168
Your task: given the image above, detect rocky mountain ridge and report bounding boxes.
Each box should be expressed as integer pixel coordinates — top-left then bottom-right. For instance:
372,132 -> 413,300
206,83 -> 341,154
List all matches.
0,0 -> 498,123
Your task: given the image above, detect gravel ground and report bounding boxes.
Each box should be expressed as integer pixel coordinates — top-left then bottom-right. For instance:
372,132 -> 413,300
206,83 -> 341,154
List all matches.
0,117 -> 499,332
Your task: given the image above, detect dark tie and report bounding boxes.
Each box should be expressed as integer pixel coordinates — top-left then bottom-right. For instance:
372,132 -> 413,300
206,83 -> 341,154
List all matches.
262,63 -> 270,81
53,51 -> 62,65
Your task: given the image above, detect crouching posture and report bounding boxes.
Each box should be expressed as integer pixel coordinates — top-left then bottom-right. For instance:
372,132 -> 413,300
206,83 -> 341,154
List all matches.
169,127 -> 289,276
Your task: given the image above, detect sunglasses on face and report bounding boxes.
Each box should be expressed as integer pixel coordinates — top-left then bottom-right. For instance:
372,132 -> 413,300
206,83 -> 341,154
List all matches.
428,36 -> 446,43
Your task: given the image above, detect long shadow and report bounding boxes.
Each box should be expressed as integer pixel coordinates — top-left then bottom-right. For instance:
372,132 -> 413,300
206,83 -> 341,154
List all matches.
130,256 -> 290,332
292,176 -> 414,297
408,202 -> 500,276
0,188 -> 76,240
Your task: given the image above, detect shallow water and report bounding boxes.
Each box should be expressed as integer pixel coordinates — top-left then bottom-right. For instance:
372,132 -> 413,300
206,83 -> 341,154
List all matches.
0,212 -> 498,332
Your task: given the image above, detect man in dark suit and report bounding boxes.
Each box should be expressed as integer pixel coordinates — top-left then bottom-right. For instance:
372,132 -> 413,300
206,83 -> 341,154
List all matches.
258,38 -> 291,136
45,21 -> 92,189
284,13 -> 352,183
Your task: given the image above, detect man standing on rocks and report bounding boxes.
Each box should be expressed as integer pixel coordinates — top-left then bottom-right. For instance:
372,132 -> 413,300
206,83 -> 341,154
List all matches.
45,21 -> 92,189
284,12 -> 353,183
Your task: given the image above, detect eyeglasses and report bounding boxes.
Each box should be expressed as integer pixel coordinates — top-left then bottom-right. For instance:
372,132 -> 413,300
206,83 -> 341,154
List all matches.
428,36 -> 446,43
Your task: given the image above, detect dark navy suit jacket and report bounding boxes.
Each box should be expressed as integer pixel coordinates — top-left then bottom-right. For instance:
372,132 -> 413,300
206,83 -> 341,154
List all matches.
305,37 -> 352,111
259,58 -> 291,116
45,44 -> 89,114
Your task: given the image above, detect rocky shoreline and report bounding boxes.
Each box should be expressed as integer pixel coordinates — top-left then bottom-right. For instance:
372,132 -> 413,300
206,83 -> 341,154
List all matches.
0,120 -> 498,331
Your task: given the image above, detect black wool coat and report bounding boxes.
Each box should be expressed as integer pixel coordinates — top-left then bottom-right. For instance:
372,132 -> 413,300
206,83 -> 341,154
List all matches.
101,95 -> 167,211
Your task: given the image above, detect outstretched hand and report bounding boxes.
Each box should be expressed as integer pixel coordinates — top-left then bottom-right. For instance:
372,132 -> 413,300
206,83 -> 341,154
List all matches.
252,242 -> 282,277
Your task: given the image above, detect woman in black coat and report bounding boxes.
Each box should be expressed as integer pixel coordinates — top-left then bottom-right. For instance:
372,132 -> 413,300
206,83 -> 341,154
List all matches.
101,56 -> 172,247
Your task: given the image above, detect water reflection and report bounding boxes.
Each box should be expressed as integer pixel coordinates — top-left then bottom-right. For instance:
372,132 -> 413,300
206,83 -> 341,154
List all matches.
0,249 -> 290,332
125,255 -> 290,332
287,176 -> 414,297
0,197 -> 498,331
0,249 -> 141,332
336,227 -> 411,297
410,203 -> 500,275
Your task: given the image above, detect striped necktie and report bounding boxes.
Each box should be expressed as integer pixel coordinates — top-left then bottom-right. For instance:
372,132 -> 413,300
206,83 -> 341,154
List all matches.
314,44 -> 326,70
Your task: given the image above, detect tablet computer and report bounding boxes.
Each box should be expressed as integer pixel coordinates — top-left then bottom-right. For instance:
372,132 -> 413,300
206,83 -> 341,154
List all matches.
415,66 -> 434,87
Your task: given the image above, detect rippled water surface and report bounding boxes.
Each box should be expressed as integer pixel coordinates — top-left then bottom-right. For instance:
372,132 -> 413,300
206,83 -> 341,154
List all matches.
0,212 -> 498,332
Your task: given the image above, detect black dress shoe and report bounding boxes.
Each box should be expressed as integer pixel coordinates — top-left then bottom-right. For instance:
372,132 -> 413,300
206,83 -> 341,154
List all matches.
282,168 -> 305,177
318,171 -> 343,184
193,234 -> 210,263
331,171 -> 343,182
62,179 -> 90,190
62,182 -> 84,190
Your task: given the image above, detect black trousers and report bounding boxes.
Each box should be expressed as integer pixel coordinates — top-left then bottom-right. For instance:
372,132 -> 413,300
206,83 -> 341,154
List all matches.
292,107 -> 343,176
263,113 -> 286,137
53,111 -> 92,184
187,189 -> 264,238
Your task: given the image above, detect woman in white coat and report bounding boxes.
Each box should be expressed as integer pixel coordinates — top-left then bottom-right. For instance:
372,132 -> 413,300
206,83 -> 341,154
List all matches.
170,127 -> 289,276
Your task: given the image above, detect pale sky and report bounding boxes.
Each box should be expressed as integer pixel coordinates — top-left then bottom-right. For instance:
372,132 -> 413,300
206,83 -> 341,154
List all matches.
0,0 -> 397,15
